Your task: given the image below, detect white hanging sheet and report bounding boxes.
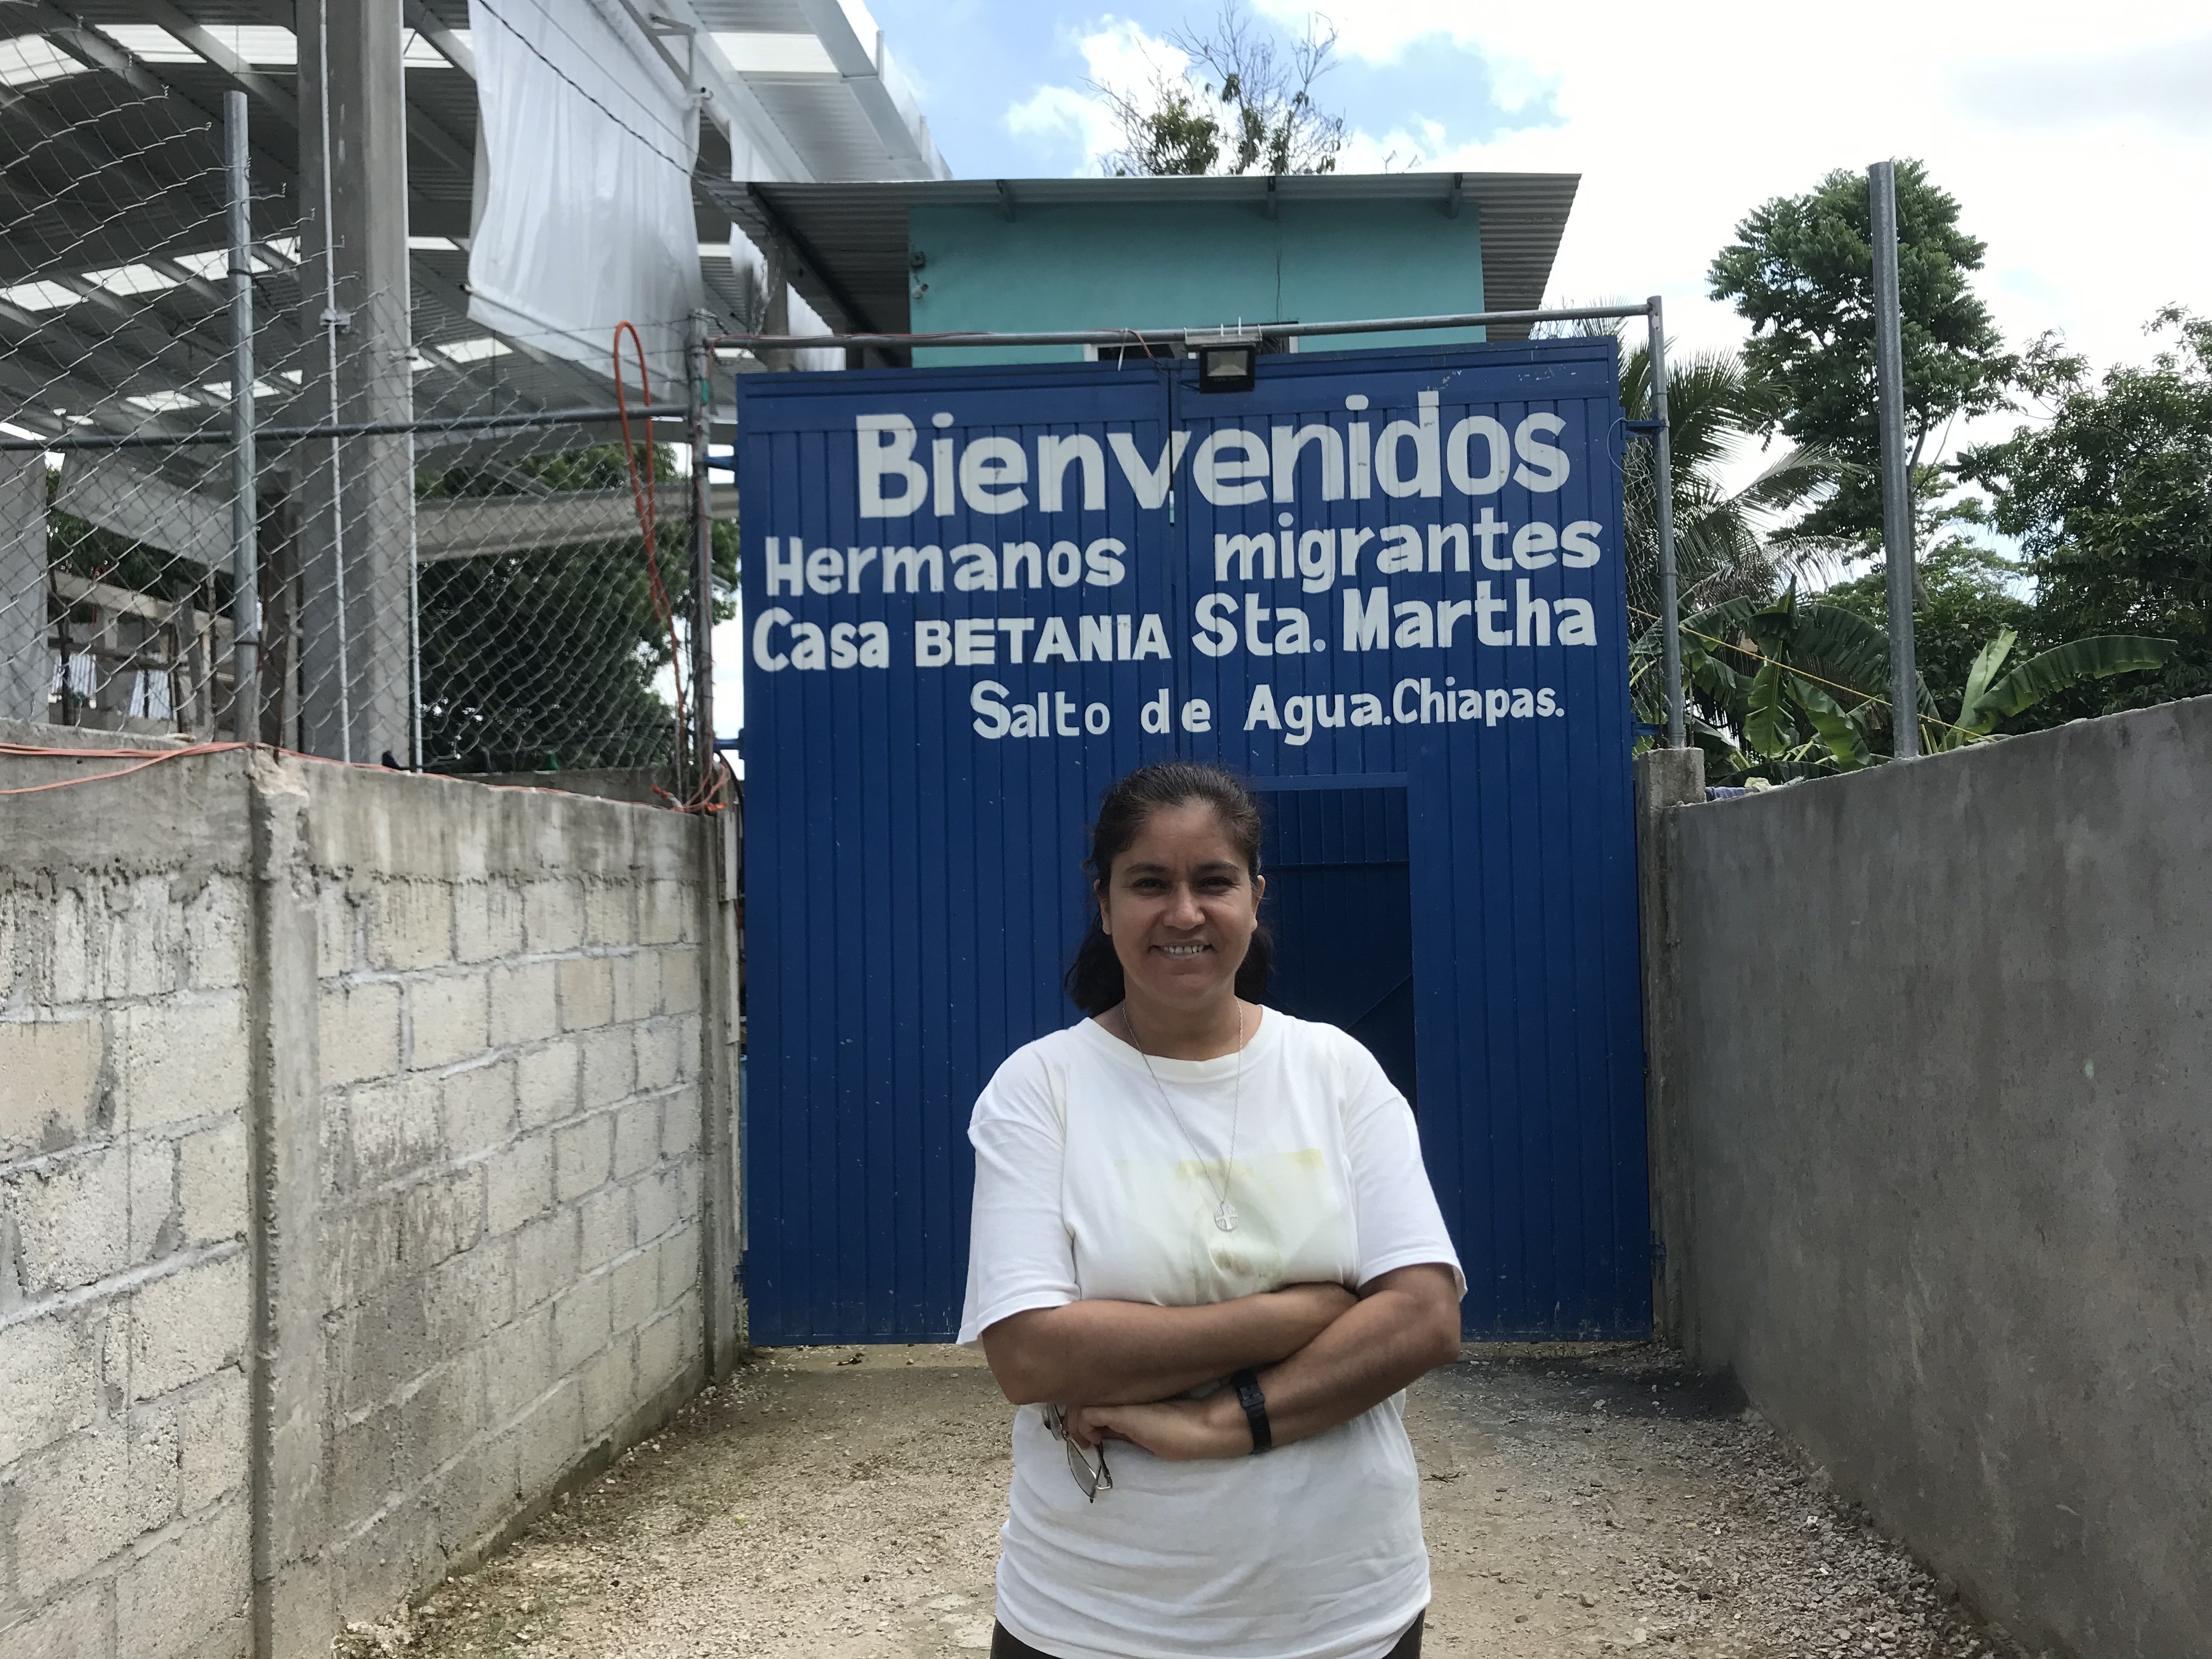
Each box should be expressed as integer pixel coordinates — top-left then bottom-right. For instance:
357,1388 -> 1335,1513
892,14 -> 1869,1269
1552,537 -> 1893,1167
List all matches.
784,286 -> 844,373
466,0 -> 706,391
725,225 -> 845,373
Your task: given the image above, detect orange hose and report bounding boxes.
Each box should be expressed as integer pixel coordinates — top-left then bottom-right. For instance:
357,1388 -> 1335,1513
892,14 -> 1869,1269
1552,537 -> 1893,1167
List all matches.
2,738 -> 734,809
0,742 -> 234,794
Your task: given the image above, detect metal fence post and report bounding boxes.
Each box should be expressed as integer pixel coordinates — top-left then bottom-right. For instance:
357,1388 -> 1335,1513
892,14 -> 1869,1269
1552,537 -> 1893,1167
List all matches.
1869,161 -> 1918,759
687,315 -> 716,796
408,446 -> 422,771
1645,295 -> 1685,750
225,90 -> 260,742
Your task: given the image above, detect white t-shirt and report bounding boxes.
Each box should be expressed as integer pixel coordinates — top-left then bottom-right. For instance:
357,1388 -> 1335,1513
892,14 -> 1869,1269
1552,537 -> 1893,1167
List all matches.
957,1008 -> 1465,1659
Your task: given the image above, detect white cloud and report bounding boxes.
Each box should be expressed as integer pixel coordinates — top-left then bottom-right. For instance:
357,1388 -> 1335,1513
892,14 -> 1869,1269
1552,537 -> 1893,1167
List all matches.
1006,18 -> 1192,170
1005,81 -> 1119,159
1002,1 -> 2208,492
1249,0 -> 2212,394
1075,15 -> 1188,94
1334,119 -> 1447,175
1955,36 -> 2212,133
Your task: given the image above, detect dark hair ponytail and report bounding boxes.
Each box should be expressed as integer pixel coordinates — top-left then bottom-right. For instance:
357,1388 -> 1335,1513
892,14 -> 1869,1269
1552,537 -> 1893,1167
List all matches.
1063,762 -> 1271,1015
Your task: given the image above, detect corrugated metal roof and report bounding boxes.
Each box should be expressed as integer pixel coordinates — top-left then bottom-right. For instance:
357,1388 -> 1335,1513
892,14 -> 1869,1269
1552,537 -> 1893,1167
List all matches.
702,171 -> 1579,341
0,0 -> 941,437
693,0 -> 816,28
743,75 -> 919,182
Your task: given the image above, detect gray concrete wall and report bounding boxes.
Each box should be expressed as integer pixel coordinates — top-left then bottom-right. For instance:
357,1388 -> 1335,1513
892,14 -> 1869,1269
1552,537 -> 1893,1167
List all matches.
1633,744 -> 1704,1345
464,768 -> 678,808
1662,697 -> 2212,1658
1,751 -> 258,1659
0,748 -> 740,1659
0,716 -> 193,752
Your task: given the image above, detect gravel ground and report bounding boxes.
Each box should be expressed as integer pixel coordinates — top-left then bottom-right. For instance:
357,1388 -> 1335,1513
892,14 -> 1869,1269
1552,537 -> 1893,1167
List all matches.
338,1343 -> 2025,1659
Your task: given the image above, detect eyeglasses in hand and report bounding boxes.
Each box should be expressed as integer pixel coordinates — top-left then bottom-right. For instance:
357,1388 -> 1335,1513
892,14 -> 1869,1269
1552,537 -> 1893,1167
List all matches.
1041,1404 -> 1111,1500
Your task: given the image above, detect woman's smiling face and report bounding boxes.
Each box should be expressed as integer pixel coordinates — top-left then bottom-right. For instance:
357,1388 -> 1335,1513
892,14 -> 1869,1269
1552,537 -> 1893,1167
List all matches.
1099,801 -> 1263,1014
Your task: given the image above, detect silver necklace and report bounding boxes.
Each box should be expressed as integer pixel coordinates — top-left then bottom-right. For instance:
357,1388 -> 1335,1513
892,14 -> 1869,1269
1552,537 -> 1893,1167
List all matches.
1121,1002 -> 1246,1233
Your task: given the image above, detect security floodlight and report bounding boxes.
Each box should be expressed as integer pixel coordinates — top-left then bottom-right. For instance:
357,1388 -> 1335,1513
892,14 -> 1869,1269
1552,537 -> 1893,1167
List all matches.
1194,334 -> 1260,393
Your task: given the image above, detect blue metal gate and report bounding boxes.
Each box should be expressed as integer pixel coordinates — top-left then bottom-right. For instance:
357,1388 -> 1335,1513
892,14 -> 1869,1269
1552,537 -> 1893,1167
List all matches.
1255,783 -> 1417,1107
737,340 -> 1649,1342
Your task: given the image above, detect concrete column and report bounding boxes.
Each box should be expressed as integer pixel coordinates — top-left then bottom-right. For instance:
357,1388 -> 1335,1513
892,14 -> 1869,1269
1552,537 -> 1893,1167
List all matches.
245,755 -> 329,1658
295,0 -> 415,763
1,453 -> 49,723
698,805 -> 744,1373
1634,746 -> 1705,1347
760,238 -> 793,373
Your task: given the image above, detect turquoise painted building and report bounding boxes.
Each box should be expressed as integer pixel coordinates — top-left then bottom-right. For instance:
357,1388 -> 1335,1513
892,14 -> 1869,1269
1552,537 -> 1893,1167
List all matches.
718,172 -> 1578,366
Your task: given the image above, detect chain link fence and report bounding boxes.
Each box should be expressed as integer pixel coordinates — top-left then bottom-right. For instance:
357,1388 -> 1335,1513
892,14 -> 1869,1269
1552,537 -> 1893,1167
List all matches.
1524,312 -> 1681,740
3,44 -> 249,737
411,419 -> 726,775
10,45 -> 1674,774
1619,431 -> 1669,731
2,44 -> 718,781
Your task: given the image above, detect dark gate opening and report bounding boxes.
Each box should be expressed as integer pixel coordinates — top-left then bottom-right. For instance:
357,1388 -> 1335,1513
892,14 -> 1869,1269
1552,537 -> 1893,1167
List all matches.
1254,785 -> 1418,1109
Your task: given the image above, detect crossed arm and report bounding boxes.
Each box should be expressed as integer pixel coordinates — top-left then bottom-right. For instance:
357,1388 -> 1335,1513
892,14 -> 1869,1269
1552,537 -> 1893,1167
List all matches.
978,1263 -> 1462,1462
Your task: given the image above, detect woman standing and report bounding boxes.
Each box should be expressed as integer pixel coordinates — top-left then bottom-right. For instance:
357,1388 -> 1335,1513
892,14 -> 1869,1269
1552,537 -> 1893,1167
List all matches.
959,763 -> 1465,1659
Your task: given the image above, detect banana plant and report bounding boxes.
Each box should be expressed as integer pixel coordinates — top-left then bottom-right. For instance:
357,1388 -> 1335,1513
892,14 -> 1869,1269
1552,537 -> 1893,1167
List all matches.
1635,587 -> 1889,778
1633,591 -> 2174,777
1927,628 -> 2175,751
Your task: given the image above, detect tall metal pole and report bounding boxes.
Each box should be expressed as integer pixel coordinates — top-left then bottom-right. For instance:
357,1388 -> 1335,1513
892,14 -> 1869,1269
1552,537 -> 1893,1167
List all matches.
1645,295 -> 1685,749
407,452 -> 422,771
1869,160 -> 1918,759
224,91 -> 260,742
686,317 -> 716,799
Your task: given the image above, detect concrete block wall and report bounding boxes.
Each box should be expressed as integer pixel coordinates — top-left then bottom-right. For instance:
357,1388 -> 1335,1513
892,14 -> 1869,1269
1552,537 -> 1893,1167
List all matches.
1,756 -> 258,1659
1649,696 -> 2212,1657
0,751 -> 740,1659
306,772 -> 710,1629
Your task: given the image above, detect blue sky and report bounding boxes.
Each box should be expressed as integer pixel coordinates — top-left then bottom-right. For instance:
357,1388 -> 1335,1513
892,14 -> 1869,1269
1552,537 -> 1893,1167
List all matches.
860,0 -> 2212,387
706,1 -> 2212,735
868,0 -> 1558,179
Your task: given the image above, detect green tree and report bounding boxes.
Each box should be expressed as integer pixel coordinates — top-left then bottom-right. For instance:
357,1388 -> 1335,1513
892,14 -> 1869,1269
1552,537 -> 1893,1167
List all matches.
1605,333 -> 1844,616
1555,317 -> 1847,736
1962,307 -> 2212,719
1638,586 -> 2169,781
1820,518 -> 2033,708
1096,3 -> 1345,178
1708,160 -> 2016,544
1646,588 -> 1893,778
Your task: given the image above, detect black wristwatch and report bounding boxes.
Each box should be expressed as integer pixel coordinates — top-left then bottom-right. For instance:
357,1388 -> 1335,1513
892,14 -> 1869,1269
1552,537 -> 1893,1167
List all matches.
1229,1369 -> 1272,1454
